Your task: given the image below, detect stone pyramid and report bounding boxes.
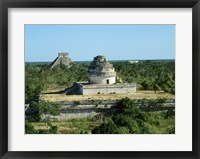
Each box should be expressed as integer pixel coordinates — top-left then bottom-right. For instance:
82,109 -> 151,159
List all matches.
49,53 -> 75,69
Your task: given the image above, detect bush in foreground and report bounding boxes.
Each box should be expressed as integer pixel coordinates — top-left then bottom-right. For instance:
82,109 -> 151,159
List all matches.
92,98 -> 174,134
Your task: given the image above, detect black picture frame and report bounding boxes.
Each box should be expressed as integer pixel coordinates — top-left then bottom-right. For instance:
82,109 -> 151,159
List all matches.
0,0 -> 199,158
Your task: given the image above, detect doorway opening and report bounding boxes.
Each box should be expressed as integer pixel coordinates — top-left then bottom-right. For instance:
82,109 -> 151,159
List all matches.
107,79 -> 109,84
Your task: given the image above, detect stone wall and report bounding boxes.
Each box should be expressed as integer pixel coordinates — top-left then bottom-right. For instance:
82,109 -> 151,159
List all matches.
88,76 -> 116,84
81,83 -> 136,95
41,99 -> 175,121
64,82 -> 137,95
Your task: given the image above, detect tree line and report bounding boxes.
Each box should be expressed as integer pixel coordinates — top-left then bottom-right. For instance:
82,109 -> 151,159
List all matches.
113,60 -> 175,94
25,60 -> 175,103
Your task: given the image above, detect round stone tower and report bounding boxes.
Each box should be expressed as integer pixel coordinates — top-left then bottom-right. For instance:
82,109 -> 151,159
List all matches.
88,55 -> 116,84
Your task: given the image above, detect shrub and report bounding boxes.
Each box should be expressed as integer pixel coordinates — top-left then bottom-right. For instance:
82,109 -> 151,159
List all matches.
92,120 -> 118,134
163,110 -> 175,119
74,101 -> 81,106
25,122 -> 38,134
166,125 -> 175,134
92,98 -> 149,134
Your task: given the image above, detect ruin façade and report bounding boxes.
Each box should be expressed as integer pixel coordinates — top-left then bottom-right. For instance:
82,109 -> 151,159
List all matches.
63,55 -> 136,95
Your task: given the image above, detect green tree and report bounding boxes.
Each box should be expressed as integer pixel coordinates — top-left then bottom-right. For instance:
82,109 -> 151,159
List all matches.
31,101 -> 61,127
25,64 -> 43,103
92,98 -> 149,134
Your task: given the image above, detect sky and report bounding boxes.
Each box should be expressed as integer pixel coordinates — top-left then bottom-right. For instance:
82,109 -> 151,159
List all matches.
25,24 -> 175,62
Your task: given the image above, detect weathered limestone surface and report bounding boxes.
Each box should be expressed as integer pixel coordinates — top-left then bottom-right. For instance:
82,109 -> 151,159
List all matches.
81,83 -> 136,95
88,55 -> 117,84
26,99 -> 175,121
49,53 -> 75,69
40,99 -> 175,121
63,55 -> 137,95
63,82 -> 136,95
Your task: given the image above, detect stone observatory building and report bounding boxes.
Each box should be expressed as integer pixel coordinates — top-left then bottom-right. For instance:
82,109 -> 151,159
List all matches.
49,53 -> 75,69
88,55 -> 116,84
63,55 -> 136,95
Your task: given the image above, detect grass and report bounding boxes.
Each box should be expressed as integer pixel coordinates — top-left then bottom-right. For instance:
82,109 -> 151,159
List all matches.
30,111 -> 175,134
41,90 -> 175,102
31,116 -> 103,134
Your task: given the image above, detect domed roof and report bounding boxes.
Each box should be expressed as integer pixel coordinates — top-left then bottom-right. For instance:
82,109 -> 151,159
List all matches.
88,55 -> 116,77
88,55 -> 114,71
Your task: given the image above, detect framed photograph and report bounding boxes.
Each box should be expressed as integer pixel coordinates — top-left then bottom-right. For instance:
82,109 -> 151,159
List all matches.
0,0 -> 199,158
